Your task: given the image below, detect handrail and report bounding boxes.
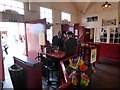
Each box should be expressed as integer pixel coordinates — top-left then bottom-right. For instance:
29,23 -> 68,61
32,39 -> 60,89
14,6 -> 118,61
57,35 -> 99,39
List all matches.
57,55 -> 77,89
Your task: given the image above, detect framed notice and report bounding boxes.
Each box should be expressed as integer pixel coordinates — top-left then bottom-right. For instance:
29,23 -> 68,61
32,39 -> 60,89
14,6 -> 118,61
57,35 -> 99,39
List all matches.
90,49 -> 97,63
102,19 -> 116,26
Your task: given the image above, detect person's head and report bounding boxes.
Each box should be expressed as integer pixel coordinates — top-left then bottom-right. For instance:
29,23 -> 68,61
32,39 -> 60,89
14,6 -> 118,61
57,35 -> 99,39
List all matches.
58,31 -> 62,37
66,31 -> 73,39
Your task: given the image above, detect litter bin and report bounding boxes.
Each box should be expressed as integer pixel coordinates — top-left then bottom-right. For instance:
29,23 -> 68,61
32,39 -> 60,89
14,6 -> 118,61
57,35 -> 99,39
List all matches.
8,64 -> 26,89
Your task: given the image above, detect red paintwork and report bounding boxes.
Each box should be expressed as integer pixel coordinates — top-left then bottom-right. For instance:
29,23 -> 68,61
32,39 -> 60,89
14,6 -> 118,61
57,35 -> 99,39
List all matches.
13,55 -> 42,89
45,51 -> 65,59
74,23 -> 91,43
25,19 -> 46,24
99,43 -> 120,62
87,42 -> 101,62
61,24 -> 70,33
25,19 -> 46,59
58,55 -> 77,89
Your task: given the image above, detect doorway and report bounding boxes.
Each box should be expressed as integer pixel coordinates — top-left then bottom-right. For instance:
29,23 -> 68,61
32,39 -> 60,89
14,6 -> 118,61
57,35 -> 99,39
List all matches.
0,22 -> 26,88
0,22 -> 26,58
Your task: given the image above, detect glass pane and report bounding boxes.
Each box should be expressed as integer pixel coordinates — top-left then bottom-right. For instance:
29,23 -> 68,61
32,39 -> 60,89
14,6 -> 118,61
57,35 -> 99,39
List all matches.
46,28 -> 53,43
61,12 -> 64,20
17,2 -> 24,8
68,15 -> 71,21
40,7 -> 44,13
5,6 -> 12,10
11,6 -> 14,11
49,10 -> 52,14
40,7 -> 53,23
14,7 -> 18,12
4,0 -> 11,6
12,0 -> 18,8
0,5 -> 5,11
47,19 -> 52,23
46,18 -> 50,23
40,13 -> 45,19
19,23 -> 25,35
45,14 -> 48,19
48,13 -> 52,18
46,8 -> 52,14
61,12 -> 71,21
0,0 -> 5,4
11,7 -> 17,12
18,8 -> 24,15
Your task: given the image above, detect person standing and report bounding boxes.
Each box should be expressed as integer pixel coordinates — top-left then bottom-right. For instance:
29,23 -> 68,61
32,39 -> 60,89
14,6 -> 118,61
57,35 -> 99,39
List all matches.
52,31 -> 64,51
64,31 -> 77,57
1,36 -> 8,55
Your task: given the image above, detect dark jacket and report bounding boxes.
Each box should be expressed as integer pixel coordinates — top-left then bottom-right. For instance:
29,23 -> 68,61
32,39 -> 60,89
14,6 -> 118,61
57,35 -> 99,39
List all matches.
52,35 -> 64,51
64,38 -> 77,57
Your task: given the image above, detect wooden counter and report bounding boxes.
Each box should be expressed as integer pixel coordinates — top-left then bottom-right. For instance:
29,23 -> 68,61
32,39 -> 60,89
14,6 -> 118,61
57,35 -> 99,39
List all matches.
13,55 -> 42,89
99,43 -> 120,62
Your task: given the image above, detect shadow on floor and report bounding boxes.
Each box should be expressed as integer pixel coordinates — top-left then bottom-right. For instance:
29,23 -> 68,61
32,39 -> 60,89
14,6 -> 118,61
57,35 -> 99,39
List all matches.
91,59 -> 120,88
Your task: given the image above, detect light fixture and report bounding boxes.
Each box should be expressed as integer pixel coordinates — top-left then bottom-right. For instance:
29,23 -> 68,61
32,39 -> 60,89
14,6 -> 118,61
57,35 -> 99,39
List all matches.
102,1 -> 111,8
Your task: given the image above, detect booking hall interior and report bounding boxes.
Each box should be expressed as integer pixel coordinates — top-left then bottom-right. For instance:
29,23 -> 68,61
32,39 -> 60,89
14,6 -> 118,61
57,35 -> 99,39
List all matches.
0,0 -> 120,90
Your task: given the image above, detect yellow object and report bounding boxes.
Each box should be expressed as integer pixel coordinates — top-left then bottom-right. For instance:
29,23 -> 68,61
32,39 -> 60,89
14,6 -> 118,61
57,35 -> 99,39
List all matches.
69,58 -> 73,66
77,59 -> 84,66
72,72 -> 78,85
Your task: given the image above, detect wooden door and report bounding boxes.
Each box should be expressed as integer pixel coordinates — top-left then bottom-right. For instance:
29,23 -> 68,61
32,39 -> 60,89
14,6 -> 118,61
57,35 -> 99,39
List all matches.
84,28 -> 90,43
79,26 -> 85,43
25,19 -> 46,59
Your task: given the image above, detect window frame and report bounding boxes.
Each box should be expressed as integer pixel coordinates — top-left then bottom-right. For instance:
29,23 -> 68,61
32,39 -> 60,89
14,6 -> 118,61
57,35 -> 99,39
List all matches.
40,6 -> 53,43
0,0 -> 24,15
61,12 -> 71,22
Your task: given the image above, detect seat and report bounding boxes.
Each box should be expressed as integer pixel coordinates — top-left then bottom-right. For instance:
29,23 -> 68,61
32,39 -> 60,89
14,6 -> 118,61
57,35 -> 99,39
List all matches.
35,52 -> 59,86
46,56 -> 59,86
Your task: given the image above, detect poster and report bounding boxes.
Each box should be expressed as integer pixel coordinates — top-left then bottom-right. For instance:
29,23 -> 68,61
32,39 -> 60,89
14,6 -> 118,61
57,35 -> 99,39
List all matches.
90,49 -> 97,63
102,19 -> 116,26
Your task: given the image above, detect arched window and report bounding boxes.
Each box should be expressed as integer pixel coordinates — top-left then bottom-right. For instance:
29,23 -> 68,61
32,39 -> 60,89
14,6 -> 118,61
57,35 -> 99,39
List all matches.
0,0 -> 24,15
40,7 -> 53,43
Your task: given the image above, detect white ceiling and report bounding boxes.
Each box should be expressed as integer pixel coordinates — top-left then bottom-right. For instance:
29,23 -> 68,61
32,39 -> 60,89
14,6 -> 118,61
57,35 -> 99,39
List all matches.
19,0 -> 118,14
73,2 -> 95,13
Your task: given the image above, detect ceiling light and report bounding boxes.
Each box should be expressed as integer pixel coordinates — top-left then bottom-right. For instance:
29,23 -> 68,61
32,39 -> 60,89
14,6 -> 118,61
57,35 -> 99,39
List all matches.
102,1 -> 111,8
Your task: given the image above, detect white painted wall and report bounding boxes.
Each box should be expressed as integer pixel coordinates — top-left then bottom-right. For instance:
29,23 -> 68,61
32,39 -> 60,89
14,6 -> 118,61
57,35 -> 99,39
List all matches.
80,2 -> 119,42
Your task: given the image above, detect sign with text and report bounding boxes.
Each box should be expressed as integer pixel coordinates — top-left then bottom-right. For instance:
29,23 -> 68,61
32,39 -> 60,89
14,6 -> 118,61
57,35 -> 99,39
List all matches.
102,19 -> 116,26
